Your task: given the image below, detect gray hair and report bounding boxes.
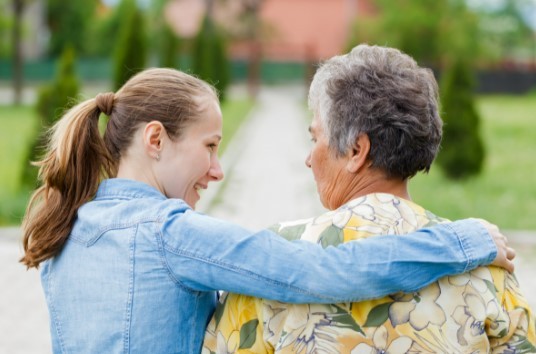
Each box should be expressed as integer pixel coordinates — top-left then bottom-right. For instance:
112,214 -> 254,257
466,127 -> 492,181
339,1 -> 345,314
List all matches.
308,44 -> 442,180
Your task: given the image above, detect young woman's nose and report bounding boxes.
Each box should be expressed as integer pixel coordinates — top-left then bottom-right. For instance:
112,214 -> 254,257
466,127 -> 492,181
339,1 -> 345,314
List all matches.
210,157 -> 224,181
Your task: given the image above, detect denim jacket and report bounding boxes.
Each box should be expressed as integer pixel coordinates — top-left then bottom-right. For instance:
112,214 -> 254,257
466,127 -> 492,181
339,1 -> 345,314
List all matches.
41,178 -> 496,353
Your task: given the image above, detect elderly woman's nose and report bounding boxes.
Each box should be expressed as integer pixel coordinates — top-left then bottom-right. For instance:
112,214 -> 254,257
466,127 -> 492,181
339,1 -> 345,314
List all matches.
305,153 -> 312,168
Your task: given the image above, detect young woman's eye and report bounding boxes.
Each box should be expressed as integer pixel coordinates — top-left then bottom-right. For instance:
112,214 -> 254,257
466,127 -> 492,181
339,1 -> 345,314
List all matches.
208,143 -> 217,152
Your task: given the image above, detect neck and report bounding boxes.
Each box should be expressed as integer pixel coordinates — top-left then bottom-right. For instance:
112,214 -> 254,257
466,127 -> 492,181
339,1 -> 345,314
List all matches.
340,169 -> 410,206
116,154 -> 161,193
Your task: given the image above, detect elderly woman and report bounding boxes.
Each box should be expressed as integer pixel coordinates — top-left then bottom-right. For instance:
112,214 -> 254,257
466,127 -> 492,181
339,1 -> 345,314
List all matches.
203,45 -> 535,353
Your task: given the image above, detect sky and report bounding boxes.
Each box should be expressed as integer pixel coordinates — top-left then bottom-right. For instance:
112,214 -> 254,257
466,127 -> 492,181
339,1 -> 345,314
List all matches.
467,0 -> 536,29
102,0 -> 151,8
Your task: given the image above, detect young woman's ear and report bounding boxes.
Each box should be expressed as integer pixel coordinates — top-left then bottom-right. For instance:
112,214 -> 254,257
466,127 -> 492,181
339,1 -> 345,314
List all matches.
346,134 -> 371,173
143,121 -> 165,161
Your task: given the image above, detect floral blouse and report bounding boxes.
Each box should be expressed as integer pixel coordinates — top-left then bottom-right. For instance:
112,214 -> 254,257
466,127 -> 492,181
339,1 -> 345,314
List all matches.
203,193 -> 536,354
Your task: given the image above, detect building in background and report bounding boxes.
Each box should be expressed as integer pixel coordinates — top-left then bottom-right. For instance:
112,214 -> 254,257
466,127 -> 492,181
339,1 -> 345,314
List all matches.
166,0 -> 376,62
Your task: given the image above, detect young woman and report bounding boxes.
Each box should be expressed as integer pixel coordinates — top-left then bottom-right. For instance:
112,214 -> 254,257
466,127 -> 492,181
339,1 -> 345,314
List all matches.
21,68 -> 513,353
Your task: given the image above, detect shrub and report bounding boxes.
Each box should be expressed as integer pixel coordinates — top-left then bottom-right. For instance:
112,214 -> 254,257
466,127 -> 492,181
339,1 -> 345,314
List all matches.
192,15 -> 230,101
437,59 -> 485,179
112,0 -> 147,90
24,46 -> 80,187
158,22 -> 180,68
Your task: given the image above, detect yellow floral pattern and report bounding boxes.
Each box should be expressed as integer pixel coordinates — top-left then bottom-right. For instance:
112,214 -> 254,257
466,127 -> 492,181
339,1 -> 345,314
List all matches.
203,193 -> 536,353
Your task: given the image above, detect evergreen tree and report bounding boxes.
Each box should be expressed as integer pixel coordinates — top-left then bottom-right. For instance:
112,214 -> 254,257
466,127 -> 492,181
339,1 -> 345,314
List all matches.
158,22 -> 179,68
437,59 -> 485,179
192,15 -> 230,101
87,0 -> 137,57
46,0 -> 96,56
112,0 -> 147,90
36,45 -> 79,126
24,45 -> 80,186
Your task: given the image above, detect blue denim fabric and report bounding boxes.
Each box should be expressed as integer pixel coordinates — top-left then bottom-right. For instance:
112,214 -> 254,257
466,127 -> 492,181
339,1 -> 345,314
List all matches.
41,178 -> 496,353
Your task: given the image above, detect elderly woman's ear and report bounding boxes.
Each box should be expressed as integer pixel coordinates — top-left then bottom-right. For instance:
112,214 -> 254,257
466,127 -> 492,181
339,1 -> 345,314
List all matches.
346,134 -> 371,173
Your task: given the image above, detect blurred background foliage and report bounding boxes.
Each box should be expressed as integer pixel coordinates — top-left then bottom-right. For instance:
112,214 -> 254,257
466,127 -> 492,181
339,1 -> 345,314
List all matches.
0,0 -> 535,227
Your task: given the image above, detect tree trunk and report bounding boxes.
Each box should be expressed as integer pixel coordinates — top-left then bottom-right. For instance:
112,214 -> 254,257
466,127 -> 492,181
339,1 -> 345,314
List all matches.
205,0 -> 214,17
12,0 -> 24,105
245,0 -> 262,99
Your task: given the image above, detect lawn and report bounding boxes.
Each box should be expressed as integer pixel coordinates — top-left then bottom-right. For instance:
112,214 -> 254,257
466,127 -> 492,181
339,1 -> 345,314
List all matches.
0,98 -> 253,225
0,105 -> 39,225
220,98 -> 255,153
409,93 -> 536,230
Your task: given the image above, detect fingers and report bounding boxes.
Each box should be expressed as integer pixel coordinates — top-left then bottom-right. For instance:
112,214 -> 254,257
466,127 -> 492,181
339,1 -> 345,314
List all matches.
491,240 -> 515,273
506,246 -> 516,261
502,258 -> 515,273
476,218 -> 516,273
503,246 -> 516,273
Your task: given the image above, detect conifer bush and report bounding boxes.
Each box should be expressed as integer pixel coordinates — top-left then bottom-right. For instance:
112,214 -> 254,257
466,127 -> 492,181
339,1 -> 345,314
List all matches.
437,59 -> 485,179
25,46 -> 80,186
192,15 -> 230,101
158,23 -> 179,68
113,0 -> 147,90
36,46 -> 79,126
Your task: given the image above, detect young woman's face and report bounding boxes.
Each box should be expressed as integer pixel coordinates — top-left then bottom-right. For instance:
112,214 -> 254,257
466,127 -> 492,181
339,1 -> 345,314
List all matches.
157,99 -> 224,208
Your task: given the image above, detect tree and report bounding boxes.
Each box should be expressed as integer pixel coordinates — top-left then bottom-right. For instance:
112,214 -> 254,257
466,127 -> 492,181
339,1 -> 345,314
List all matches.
437,59 -> 485,179
45,0 -> 96,56
149,0 -> 181,68
348,0 -> 483,67
86,0 -> 135,58
36,46 -> 79,125
157,22 -> 180,68
112,0 -> 147,90
11,0 -> 24,105
192,14 -> 230,101
0,0 -> 9,58
24,46 -> 80,186
470,0 -> 535,64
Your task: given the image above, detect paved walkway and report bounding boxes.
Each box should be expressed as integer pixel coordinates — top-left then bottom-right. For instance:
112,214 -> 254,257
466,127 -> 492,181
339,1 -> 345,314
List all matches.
1,85 -> 535,353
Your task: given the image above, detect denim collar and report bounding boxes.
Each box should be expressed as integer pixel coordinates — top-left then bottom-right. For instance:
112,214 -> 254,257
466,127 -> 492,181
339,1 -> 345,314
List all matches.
95,178 -> 167,201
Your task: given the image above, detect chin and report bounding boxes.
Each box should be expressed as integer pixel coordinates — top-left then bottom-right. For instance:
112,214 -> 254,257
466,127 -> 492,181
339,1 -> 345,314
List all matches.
319,197 -> 330,210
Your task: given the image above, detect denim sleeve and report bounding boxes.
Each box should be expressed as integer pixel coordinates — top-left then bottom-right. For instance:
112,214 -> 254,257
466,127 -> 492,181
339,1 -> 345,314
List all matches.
161,211 -> 497,303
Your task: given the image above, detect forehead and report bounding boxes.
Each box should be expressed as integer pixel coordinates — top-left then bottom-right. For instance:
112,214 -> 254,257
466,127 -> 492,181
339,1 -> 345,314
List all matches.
309,114 -> 324,134
181,98 -> 222,136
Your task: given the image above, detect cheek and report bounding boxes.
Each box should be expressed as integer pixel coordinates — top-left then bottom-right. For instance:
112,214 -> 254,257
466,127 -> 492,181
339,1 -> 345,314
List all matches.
311,146 -> 329,177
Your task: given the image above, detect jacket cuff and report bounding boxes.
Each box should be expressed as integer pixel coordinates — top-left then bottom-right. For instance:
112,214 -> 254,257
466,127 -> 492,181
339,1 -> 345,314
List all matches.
447,219 -> 497,272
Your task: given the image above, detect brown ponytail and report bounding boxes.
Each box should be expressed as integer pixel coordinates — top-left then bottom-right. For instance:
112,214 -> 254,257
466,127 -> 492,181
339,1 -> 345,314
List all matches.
21,98 -> 115,268
20,68 -> 218,268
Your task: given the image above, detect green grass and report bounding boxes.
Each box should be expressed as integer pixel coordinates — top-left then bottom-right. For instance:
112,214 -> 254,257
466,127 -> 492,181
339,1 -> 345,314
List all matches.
220,98 -> 255,153
0,99 -> 253,226
0,105 -> 40,225
409,93 -> 536,230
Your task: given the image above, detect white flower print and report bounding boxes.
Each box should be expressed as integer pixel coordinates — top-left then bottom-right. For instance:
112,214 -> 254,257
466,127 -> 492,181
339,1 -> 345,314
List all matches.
351,326 -> 413,354
389,283 -> 446,330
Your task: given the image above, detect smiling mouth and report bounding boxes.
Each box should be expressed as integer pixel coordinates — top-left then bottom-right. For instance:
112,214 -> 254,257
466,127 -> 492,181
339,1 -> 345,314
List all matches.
194,184 -> 207,192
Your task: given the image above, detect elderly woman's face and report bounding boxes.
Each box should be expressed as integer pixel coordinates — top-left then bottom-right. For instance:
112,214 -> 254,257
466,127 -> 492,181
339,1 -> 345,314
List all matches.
306,114 -> 351,210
